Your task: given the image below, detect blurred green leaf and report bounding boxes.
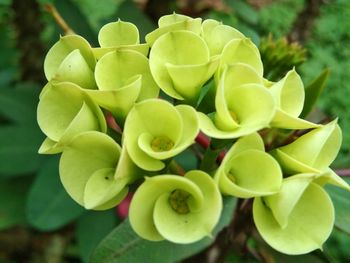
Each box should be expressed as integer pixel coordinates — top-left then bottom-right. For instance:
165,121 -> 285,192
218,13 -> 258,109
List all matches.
226,0 -> 258,25
0,124 -> 44,177
0,177 -> 32,230
54,0 -> 98,45
174,149 -> 198,172
0,84 -> 40,124
77,210 -> 120,263
91,197 -> 236,263
26,156 -> 84,231
326,178 -> 350,234
301,69 -> 330,118
115,0 -> 155,41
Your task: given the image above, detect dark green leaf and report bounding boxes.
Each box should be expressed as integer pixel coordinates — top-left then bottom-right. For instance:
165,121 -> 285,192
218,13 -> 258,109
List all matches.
54,0 -> 98,45
0,177 -> 32,230
0,84 -> 40,124
77,210 -> 120,263
91,197 -> 236,263
174,149 -> 198,172
0,124 -> 44,177
326,178 -> 350,234
300,68 -> 330,118
226,0 -> 259,25
26,156 -> 84,231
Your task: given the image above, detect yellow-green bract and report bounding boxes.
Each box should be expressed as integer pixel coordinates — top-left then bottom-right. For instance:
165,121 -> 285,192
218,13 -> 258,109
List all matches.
215,133 -> 282,198
37,82 -> 106,154
123,99 -> 199,171
129,170 -> 222,243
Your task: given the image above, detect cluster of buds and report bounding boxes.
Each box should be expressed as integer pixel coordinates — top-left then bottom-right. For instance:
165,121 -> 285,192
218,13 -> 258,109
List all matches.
37,13 -> 349,255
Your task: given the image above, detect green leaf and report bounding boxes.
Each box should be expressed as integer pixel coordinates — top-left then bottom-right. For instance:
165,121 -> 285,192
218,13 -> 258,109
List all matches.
0,84 -> 40,124
26,156 -> 84,231
0,124 -> 44,177
91,197 -> 236,263
226,0 -> 259,25
300,68 -> 330,118
326,178 -> 350,234
77,210 -> 120,263
54,0 -> 98,45
0,177 -> 32,230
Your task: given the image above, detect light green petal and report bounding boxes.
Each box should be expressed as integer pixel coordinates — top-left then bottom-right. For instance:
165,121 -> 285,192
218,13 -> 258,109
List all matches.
84,168 -> 128,210
44,35 -> 95,80
153,171 -> 222,243
129,175 -> 204,241
198,112 -> 266,139
272,149 -> 321,175
98,20 -> 139,47
124,99 -> 183,171
149,30 -> 209,100
92,44 -> 149,59
269,69 -> 304,116
226,132 -> 265,156
217,84 -> 275,132
220,38 -> 263,76
269,69 -> 318,129
216,149 -> 282,198
314,168 -> 350,191
53,49 -> 96,89
114,146 -> 143,182
271,109 -> 320,129
158,13 -> 191,27
264,174 -> 314,228
59,131 -> 121,206
146,18 -> 202,46
95,49 -> 158,99
37,82 -> 85,141
85,75 -> 142,121
165,55 -> 219,101
254,182 -> 334,255
38,137 -> 64,154
137,105 -> 199,160
37,82 -> 106,144
201,19 -> 244,56
277,120 -> 342,171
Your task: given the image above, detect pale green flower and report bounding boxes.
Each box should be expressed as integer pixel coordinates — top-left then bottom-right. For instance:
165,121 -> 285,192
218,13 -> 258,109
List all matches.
149,30 -> 219,103
59,131 -> 138,210
92,19 -> 149,59
37,82 -> 106,154
215,133 -> 282,198
198,63 -> 275,139
268,69 -> 320,129
272,119 -> 342,174
123,99 -> 199,171
129,170 -> 222,243
86,49 -> 159,123
44,35 -> 97,89
253,174 -> 334,255
146,13 -> 202,46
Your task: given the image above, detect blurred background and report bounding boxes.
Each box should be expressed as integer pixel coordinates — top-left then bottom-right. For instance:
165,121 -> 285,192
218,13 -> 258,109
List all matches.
0,0 -> 349,262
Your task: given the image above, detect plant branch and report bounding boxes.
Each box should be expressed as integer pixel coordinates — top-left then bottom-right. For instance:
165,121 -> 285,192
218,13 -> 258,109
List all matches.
44,4 -> 75,35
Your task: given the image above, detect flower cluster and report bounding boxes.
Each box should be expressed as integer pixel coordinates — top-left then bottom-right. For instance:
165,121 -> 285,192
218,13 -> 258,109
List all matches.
37,13 -> 350,255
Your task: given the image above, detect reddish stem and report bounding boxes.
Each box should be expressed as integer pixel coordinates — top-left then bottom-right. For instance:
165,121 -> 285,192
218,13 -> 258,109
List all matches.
335,169 -> 350,177
105,112 -> 122,133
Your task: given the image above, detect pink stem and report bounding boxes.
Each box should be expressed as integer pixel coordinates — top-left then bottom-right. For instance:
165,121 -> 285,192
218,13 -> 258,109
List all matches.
335,169 -> 350,177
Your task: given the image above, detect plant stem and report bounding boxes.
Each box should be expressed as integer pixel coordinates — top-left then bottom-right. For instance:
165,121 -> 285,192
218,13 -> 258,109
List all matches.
199,146 -> 221,173
168,160 -> 186,176
44,4 -> 75,35
335,168 -> 350,177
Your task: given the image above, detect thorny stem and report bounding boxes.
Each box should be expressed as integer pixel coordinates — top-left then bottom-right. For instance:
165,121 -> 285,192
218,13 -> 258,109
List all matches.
44,4 -> 75,35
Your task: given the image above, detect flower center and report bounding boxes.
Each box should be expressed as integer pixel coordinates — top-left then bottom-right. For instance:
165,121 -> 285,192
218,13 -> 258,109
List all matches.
169,189 -> 190,214
229,110 -> 239,123
151,136 -> 174,152
227,170 -> 236,183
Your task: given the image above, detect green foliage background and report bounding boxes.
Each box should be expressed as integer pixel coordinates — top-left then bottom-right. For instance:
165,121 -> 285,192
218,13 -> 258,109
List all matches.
0,0 -> 349,262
